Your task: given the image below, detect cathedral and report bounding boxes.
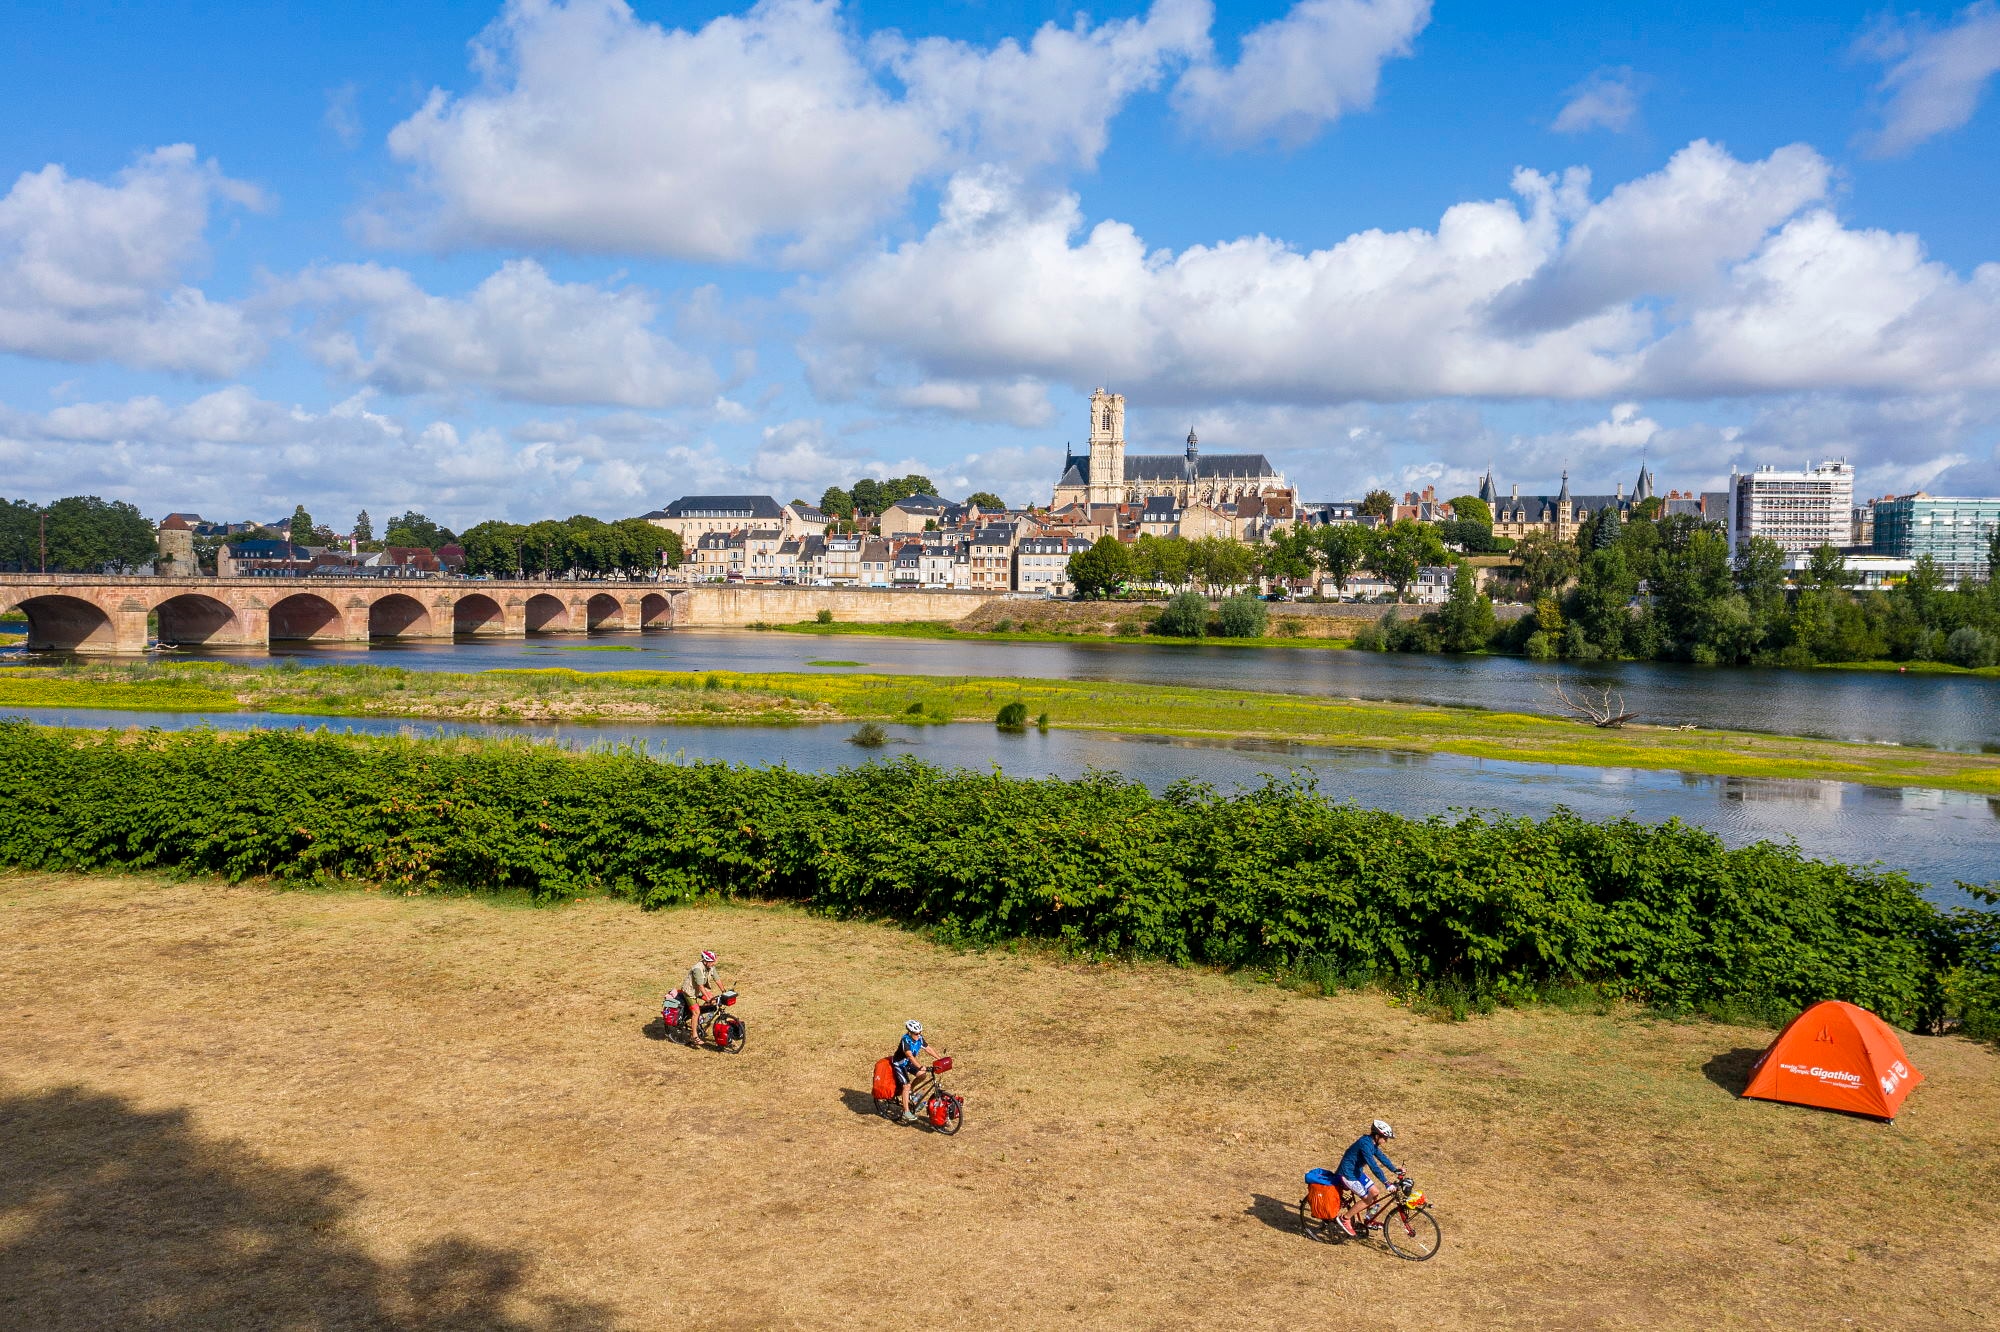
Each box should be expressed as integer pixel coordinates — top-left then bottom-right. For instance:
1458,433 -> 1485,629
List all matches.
1050,388 -> 1287,508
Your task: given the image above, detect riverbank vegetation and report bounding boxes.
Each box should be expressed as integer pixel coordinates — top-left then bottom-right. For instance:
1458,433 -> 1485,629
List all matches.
7,660 -> 2000,793
7,874 -> 1992,1327
4,723 -> 1993,1039
1365,505 -> 2000,670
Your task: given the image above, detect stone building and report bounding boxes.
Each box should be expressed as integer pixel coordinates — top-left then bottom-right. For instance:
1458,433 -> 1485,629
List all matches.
1051,388 -> 1286,508
156,514 -> 199,577
1484,463 -> 1658,543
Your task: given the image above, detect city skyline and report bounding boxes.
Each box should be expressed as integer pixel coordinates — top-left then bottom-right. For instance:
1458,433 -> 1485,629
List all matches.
3,0 -> 1999,528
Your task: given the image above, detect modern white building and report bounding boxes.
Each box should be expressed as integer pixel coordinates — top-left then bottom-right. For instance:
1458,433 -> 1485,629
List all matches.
1728,460 -> 1854,556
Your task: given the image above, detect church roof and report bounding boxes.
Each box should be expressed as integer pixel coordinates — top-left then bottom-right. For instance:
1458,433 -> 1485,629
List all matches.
1121,453 -> 1278,482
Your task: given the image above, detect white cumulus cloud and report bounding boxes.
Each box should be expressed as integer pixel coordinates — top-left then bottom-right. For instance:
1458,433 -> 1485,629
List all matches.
275,258 -> 718,408
1858,1 -> 2000,156
380,0 -> 1215,264
800,141 -> 2000,407
0,144 -> 266,376
1173,0 -> 1430,147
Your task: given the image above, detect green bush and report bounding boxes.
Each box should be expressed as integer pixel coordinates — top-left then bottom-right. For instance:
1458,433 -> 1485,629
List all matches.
1214,594 -> 1268,638
1945,627 -> 1997,669
1155,592 -> 1208,638
995,701 -> 1029,729
0,721 -> 1987,1034
815,608 -> 834,625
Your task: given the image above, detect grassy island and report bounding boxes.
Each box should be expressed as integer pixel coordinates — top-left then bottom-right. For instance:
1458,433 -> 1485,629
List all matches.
4,659 -> 2000,794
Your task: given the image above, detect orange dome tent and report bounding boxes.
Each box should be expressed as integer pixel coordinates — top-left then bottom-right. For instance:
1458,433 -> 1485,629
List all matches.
1741,1000 -> 1924,1120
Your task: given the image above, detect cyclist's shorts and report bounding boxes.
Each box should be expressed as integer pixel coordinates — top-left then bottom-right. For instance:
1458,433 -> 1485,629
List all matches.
892,1057 -> 915,1084
1340,1176 -> 1377,1200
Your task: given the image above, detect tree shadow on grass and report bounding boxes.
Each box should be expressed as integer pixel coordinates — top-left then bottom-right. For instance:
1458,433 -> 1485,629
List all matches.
0,1082 -> 614,1331
1701,1048 -> 1766,1096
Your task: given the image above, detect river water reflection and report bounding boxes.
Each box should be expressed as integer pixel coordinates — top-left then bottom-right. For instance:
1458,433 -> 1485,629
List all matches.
23,626 -> 1986,752
11,704 -> 1994,904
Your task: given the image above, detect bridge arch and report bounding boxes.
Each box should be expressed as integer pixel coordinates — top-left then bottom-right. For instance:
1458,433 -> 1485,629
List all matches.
11,594 -> 116,652
585,593 -> 624,630
368,593 -> 433,639
524,593 -> 572,633
453,592 -> 507,636
269,592 -> 348,642
640,592 -> 674,629
152,592 -> 239,646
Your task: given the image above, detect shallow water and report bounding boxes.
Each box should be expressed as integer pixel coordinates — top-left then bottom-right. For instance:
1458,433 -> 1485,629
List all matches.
12,625 -> 1986,752
11,704 -> 1994,904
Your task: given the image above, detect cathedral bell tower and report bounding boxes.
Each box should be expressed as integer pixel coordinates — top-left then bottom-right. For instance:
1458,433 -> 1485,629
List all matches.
1087,387 -> 1126,505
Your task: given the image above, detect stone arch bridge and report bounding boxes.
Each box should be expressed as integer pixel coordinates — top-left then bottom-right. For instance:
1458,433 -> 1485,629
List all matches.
0,576 -> 1009,654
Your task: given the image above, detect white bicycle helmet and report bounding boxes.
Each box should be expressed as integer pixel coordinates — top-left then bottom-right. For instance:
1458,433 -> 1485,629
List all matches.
700,950 -> 717,964
1372,1118 -> 1395,1139
905,1020 -> 924,1034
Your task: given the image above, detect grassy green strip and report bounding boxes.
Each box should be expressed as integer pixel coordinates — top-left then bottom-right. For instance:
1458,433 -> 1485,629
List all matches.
767,619 -> 1354,650
2,720 -> 1992,1037
4,660 -> 1998,795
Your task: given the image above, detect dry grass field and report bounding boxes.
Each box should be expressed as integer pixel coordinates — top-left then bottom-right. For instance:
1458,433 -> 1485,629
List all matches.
2,871 -> 1996,1330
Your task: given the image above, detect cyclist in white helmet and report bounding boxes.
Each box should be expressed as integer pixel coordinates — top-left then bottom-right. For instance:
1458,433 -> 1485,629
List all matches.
891,1019 -> 936,1123
675,950 -> 721,1042
1333,1119 -> 1403,1237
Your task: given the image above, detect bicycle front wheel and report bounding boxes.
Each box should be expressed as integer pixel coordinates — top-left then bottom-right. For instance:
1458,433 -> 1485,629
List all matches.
930,1095 -> 963,1135
1381,1206 -> 1442,1261
717,1017 -> 746,1053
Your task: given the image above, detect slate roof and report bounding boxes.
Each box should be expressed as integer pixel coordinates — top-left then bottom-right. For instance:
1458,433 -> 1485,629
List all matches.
660,495 -> 786,519
1060,452 -> 1278,485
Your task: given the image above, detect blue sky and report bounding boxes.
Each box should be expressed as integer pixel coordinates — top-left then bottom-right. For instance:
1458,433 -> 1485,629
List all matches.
3,0 -> 1998,528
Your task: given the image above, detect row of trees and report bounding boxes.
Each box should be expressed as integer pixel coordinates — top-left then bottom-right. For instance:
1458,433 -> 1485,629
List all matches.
1068,521 -> 1458,601
0,496 -> 157,573
1375,502 -> 2000,668
458,516 -> 682,579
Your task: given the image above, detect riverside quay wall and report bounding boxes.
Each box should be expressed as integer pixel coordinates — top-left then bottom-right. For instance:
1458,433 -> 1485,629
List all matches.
0,575 -> 1012,654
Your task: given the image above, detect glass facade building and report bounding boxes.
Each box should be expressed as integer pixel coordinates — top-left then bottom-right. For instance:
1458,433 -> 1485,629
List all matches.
1871,495 -> 2000,581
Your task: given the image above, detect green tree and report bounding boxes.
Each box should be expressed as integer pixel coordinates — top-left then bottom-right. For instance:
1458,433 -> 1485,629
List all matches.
382,510 -> 455,549
1066,535 -> 1132,598
1571,547 -> 1639,657
819,486 -> 853,520
458,521 -> 526,577
1359,489 -> 1394,518
1313,524 -> 1368,597
1366,520 -> 1446,601
1512,529 -> 1580,597
610,516 -> 678,577
1214,593 -> 1269,638
1591,505 -> 1622,551
1155,590 -> 1207,637
352,509 -> 374,544
1448,495 -> 1492,527
965,491 -> 1006,510
1190,536 -> 1254,592
1259,525 -> 1318,587
289,505 -> 315,548
850,478 -> 883,517
1653,526 -> 1739,662
0,498 -> 39,570
1437,562 -> 1496,652
39,496 -> 158,572
1798,543 -> 1851,592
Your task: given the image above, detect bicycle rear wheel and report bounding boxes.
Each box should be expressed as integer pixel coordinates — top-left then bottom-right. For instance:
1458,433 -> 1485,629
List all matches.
1297,1198 -> 1338,1244
1381,1206 -> 1442,1261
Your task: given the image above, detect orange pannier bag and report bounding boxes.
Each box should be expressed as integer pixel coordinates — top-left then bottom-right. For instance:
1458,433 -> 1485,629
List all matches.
1305,1169 -> 1343,1221
872,1057 -> 897,1101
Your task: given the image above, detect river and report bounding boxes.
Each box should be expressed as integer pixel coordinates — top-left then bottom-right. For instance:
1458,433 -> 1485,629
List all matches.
11,625 -> 1987,752
9,704 -> 1994,903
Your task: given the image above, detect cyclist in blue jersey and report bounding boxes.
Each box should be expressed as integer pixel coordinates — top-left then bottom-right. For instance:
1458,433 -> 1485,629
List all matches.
1333,1119 -> 1402,1237
892,1019 -> 935,1123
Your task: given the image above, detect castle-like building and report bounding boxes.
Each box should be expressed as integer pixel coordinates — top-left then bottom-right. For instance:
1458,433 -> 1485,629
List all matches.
1050,388 -> 1287,508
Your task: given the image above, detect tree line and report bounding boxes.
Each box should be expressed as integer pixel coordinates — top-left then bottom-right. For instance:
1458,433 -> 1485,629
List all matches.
457,515 -> 681,579
0,496 -> 157,573
1374,499 -> 2000,668
1066,517 -> 1465,601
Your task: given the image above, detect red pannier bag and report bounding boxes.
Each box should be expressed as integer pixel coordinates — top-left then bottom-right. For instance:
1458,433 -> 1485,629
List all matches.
929,1098 -> 949,1126
872,1057 -> 897,1100
1305,1168 -> 1343,1221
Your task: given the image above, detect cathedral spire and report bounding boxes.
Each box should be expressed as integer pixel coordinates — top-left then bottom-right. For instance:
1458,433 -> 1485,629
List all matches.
1477,464 -> 1497,506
